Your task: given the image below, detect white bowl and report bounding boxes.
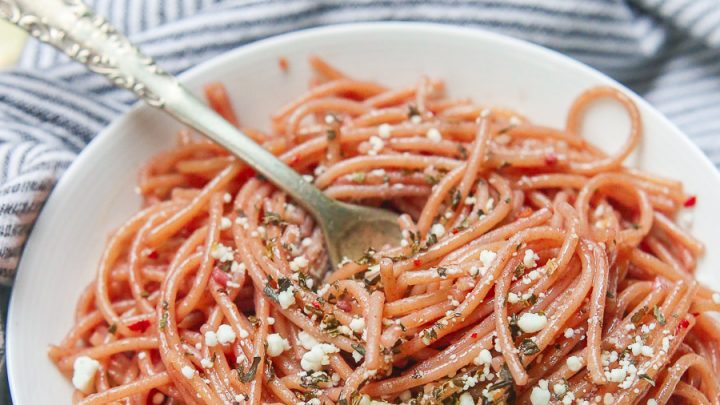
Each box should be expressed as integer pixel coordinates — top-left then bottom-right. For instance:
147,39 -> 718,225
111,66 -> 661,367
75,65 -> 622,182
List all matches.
7,22 -> 720,404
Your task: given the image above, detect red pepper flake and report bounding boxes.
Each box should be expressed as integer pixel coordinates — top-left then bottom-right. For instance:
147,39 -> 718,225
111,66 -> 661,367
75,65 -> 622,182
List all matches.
336,300 -> 352,312
452,228 -> 459,235
211,267 -> 229,287
683,195 -> 697,208
544,153 -> 558,165
676,318 -> 690,335
278,57 -> 289,72
413,258 -> 422,267
471,332 -> 478,339
238,167 -> 256,183
128,319 -> 151,333
692,312 -> 700,317
146,250 -> 159,259
311,301 -> 321,310
289,154 -> 301,166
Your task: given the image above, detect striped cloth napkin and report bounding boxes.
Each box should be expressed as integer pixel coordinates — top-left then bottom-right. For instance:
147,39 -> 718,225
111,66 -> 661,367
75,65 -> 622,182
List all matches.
1,0 -> 720,401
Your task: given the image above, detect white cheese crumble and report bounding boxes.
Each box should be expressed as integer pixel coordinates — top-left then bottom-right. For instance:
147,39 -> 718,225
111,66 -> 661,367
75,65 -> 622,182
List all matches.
223,192 -> 232,203
230,262 -> 245,276
298,331 -> 319,350
200,358 -> 213,368
181,365 -> 196,379
266,333 -> 291,357
216,324 -> 236,345
458,392 -> 474,405
219,217 -> 232,230
713,293 -> 720,304
211,243 -> 234,262
300,343 -> 339,371
302,174 -> 314,183
238,327 -> 249,339
368,136 -> 385,154
289,255 -> 309,271
72,356 -> 100,394
378,123 -> 392,139
426,127 -> 442,142
278,286 -> 296,309
518,312 -> 547,333
204,331 -> 218,347
553,382 -> 566,396
607,368 -> 627,383
267,317 -> 275,325
349,317 -> 366,333
508,292 -> 520,304
564,328 -> 575,338
430,223 -> 445,238
479,250 -> 497,268
647,399 -> 658,405
473,349 -> 493,366
530,379 -> 551,405
523,249 -> 540,268
566,355 -> 583,372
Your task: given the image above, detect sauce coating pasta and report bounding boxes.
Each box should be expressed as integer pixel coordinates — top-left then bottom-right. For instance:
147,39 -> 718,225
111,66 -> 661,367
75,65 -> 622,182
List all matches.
50,58 -> 720,405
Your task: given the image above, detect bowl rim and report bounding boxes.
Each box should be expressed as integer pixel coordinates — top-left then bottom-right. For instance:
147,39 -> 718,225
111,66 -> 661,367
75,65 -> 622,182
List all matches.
7,21 -> 720,402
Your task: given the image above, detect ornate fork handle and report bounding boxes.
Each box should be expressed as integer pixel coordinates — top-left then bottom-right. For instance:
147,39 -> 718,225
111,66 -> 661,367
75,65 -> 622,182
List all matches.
0,0 -> 170,106
0,0 -> 340,220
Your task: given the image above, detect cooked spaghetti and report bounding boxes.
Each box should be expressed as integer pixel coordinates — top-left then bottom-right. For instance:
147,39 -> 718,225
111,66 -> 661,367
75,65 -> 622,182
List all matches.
50,57 -> 720,405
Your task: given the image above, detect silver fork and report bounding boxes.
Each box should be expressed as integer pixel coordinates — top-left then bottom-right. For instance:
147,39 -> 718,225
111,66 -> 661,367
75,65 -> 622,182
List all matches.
0,0 -> 402,268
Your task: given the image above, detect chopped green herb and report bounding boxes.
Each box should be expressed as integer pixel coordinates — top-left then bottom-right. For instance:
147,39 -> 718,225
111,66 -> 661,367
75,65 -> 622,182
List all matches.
451,189 -> 461,209
639,373 -> 655,386
519,339 -> 540,355
237,356 -> 261,382
653,305 -> 666,326
108,323 -> 117,334
350,172 -> 366,183
262,211 -> 285,227
631,306 -> 649,325
351,343 -> 366,356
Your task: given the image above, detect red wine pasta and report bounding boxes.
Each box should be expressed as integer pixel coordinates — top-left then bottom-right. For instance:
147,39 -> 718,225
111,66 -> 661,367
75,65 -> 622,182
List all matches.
49,58 -> 720,405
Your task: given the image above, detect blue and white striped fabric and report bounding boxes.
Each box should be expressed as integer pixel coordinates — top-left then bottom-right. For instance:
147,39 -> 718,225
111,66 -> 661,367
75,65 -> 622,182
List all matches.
1,0 -> 720,399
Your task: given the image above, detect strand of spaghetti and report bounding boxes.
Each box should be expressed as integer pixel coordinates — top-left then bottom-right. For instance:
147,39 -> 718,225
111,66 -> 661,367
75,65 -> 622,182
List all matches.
364,291 -> 386,371
649,353 -> 720,403
205,82 -> 241,127
363,335 -> 493,396
78,371 -> 171,405
584,240 -> 609,384
285,98 -> 370,142
379,258 -> 401,302
176,193 -> 223,318
448,118 -> 490,226
566,87 -> 641,174
670,381 -> 712,405
146,163 -> 240,247
324,183 -> 432,200
175,156 -> 234,176
57,337 -> 158,372
309,56 -> 349,80
129,209 -> 178,314
494,255 -> 528,385
57,300 -> 135,350
249,294 -> 270,405
653,211 -> 704,256
390,175 -> 513,276
158,252 -> 224,404
95,202 -> 180,336
274,78 -> 385,123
